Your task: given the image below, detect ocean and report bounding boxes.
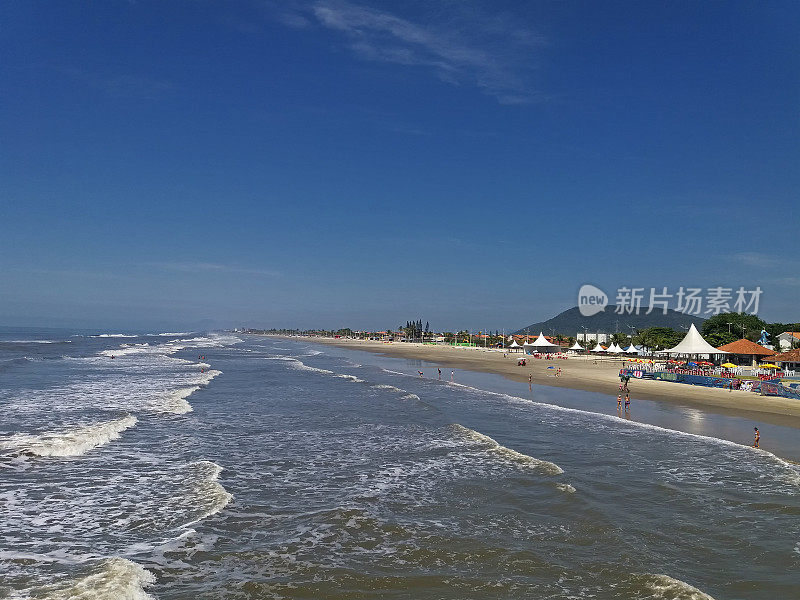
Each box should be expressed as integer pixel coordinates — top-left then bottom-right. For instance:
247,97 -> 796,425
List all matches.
1,329 -> 799,599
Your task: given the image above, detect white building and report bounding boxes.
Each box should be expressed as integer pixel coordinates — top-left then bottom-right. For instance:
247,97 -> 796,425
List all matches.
577,332 -> 608,344
777,332 -> 800,351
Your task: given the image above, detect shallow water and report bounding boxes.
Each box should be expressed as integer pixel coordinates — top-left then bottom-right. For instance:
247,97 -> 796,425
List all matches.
1,331 -> 798,599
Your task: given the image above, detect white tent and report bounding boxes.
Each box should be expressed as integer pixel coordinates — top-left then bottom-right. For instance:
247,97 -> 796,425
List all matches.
523,332 -> 560,354
590,343 -> 606,352
663,323 -> 729,356
606,343 -> 622,353
624,345 -> 640,354
568,341 -> 585,351
507,339 -> 522,352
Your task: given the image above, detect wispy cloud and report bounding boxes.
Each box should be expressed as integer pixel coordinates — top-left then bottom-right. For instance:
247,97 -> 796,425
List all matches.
151,262 -> 281,277
732,252 -> 780,268
271,1 -> 545,104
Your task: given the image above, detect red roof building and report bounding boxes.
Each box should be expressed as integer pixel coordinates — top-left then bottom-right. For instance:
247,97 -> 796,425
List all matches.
716,339 -> 774,366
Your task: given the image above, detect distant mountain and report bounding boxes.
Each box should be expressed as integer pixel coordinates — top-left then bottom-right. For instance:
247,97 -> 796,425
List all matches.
515,306 -> 705,336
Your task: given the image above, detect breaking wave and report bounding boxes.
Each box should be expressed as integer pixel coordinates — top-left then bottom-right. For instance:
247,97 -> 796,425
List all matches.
638,574 -> 715,599
183,461 -> 233,526
160,370 -> 222,414
91,334 -> 139,338
452,424 -> 564,475
0,415 -> 137,458
25,557 -> 156,600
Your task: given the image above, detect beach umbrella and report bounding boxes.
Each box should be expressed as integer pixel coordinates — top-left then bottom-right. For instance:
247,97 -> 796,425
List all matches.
722,362 -> 736,368
547,366 -> 555,369
761,364 -> 778,369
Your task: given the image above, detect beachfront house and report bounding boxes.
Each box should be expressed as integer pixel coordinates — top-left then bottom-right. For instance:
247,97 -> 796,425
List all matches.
716,338 -> 775,367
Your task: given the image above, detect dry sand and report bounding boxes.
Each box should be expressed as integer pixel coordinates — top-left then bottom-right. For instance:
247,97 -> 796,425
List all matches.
297,337 -> 800,430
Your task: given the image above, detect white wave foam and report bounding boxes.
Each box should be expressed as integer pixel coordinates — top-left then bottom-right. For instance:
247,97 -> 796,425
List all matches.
641,574 -> 715,599
183,461 -> 233,527
334,374 -> 364,382
92,334 -> 139,338
161,370 -> 221,414
371,384 -> 406,393
3,339 -> 71,344
287,359 -> 334,375
400,393 -> 420,401
0,416 -> 137,458
155,332 -> 193,336
452,424 -> 564,475
556,483 -> 576,494
28,557 -> 156,600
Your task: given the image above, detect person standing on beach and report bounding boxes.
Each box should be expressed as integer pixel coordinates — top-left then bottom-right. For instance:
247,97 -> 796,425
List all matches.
753,427 -> 760,448
624,393 -> 630,410
529,373 -> 532,390
617,394 -> 622,409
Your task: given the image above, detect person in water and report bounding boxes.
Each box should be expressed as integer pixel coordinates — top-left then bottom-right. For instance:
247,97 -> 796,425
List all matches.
753,427 -> 760,448
624,393 -> 630,410
617,394 -> 622,408
418,371 -> 424,378
438,368 -> 441,380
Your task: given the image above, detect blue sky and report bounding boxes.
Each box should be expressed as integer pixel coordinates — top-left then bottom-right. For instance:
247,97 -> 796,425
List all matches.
1,1 -> 798,331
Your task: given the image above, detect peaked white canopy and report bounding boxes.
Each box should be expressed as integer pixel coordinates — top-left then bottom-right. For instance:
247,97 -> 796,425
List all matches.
663,324 -> 728,355
527,332 -> 559,347
624,345 -> 640,354
569,341 -> 585,350
590,343 -> 606,352
508,340 -> 520,348
605,343 -> 622,353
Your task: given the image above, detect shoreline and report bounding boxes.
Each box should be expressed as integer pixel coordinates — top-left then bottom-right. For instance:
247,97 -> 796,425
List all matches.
285,336 -> 800,432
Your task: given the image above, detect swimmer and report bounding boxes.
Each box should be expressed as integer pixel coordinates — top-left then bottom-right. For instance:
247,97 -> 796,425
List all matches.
418,371 -> 424,378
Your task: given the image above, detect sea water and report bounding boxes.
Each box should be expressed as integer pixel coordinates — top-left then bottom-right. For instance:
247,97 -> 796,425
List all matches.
1,330 -> 798,599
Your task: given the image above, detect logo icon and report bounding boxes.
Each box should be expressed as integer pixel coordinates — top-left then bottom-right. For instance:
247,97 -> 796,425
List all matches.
578,284 -> 608,317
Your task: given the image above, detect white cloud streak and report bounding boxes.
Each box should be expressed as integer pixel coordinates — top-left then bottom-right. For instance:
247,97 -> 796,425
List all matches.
275,1 -> 545,104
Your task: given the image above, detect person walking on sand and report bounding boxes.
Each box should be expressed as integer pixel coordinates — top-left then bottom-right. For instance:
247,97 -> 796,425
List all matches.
753,427 -> 760,448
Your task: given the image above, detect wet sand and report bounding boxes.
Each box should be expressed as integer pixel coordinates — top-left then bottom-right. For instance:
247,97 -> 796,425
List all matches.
293,337 -> 800,431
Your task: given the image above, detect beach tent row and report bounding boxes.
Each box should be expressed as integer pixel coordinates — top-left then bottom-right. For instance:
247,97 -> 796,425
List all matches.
588,342 -> 641,354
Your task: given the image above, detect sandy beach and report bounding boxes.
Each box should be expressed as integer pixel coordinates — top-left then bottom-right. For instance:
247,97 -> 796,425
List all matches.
296,337 -> 800,430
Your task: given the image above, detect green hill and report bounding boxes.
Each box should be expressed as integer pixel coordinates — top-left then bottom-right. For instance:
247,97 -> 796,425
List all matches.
515,306 -> 705,336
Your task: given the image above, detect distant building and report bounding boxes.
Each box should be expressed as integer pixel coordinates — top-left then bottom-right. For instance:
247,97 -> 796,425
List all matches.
777,332 -> 800,351
577,332 -> 608,344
